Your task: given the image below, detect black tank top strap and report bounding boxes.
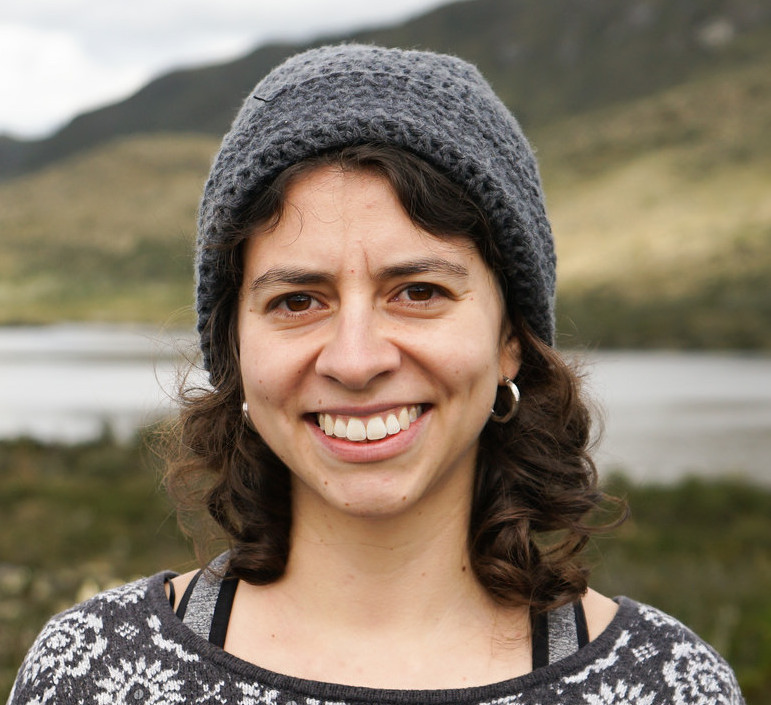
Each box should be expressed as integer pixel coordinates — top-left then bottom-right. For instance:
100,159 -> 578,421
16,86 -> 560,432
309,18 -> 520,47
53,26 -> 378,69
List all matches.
178,553 -> 235,645
166,577 -> 176,609
574,599 -> 590,648
531,609 -> 550,670
531,599 -> 590,670
174,568 -> 202,620
177,554 -> 591,664
208,573 -> 239,647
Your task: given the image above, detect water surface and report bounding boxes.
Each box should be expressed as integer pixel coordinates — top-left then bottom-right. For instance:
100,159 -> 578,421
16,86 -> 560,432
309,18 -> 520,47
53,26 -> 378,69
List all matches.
1,325 -> 769,485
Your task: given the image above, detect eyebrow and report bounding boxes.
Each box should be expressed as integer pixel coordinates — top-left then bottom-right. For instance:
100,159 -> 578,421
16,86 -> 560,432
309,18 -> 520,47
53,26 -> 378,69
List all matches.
247,258 -> 469,292
374,258 -> 470,281
247,267 -> 334,292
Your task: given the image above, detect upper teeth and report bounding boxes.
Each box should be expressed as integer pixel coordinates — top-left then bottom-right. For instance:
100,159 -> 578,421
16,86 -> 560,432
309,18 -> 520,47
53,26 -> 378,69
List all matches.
317,405 -> 422,442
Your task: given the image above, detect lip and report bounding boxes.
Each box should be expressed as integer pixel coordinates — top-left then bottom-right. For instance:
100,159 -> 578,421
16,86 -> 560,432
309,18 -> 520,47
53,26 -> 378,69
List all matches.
307,405 -> 430,464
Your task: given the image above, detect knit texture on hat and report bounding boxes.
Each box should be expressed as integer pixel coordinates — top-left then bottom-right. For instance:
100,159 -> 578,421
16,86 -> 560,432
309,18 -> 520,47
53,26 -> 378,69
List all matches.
196,44 -> 556,375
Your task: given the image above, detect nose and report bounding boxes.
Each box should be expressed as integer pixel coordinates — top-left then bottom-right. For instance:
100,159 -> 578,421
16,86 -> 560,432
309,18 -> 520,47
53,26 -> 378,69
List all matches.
315,305 -> 401,390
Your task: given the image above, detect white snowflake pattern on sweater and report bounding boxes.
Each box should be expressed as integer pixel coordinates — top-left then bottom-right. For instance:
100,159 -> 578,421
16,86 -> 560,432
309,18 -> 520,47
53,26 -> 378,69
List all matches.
8,573 -> 745,705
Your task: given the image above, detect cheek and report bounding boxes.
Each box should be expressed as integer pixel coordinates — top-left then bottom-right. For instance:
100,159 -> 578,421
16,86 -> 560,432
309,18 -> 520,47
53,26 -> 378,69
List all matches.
427,331 -> 501,407
239,337 -> 284,404
442,316 -> 503,374
239,331 -> 313,414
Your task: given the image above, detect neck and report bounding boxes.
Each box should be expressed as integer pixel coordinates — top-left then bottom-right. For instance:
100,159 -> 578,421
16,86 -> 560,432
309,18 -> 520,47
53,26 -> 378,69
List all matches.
225,477 -> 533,688
280,487 -> 491,633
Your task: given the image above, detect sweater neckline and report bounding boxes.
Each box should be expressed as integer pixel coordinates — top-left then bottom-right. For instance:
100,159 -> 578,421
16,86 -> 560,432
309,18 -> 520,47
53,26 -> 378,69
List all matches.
148,571 -> 634,704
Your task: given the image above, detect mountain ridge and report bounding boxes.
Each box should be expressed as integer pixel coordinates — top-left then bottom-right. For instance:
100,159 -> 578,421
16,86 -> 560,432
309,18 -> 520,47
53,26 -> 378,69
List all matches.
2,0 -> 769,180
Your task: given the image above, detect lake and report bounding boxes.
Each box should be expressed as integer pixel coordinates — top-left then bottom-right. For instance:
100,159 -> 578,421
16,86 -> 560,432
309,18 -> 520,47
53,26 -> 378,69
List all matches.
1,324 -> 769,486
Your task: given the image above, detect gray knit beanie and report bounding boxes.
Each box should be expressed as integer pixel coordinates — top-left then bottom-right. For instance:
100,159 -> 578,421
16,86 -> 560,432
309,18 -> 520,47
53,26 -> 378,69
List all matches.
196,43 -> 555,375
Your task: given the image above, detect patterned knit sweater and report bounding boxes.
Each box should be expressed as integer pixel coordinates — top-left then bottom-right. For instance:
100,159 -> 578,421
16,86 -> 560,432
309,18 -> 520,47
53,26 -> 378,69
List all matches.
8,572 -> 744,705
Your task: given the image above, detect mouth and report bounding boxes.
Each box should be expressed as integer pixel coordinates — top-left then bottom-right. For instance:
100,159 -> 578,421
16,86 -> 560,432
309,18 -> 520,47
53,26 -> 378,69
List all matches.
314,405 -> 425,443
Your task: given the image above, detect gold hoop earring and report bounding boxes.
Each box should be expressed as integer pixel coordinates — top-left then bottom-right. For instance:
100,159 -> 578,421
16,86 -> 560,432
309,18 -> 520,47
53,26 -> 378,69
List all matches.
490,377 -> 520,423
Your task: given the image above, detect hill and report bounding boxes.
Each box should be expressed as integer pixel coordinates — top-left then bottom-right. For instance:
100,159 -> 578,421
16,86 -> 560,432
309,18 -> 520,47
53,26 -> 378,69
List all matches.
1,55 -> 768,348
1,0 -> 770,180
537,60 -> 771,348
0,135 -> 212,325
0,0 -> 769,348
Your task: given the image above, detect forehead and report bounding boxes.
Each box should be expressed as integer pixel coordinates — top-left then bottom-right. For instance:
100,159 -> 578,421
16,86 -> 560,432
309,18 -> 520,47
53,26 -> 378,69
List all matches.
243,166 -> 487,277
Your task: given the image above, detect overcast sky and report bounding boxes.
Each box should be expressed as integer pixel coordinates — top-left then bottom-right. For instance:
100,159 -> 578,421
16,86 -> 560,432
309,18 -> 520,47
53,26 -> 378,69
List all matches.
2,0 -> 451,140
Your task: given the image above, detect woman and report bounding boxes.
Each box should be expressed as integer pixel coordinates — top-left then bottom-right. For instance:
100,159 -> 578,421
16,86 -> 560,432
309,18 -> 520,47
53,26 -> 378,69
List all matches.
9,44 -> 743,704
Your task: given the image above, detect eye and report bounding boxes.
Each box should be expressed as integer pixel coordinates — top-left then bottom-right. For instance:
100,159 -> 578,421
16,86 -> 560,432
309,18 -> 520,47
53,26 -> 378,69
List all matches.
268,292 -> 322,317
403,284 -> 435,301
283,293 -> 313,312
394,283 -> 450,304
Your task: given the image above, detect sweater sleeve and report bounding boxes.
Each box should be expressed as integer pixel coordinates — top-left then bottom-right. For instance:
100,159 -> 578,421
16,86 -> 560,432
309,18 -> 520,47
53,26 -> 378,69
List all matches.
634,601 -> 745,705
554,598 -> 746,705
6,578 -> 164,705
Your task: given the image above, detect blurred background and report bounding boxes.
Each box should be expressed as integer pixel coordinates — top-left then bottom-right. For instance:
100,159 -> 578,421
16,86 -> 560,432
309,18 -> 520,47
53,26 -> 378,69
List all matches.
1,0 -> 770,701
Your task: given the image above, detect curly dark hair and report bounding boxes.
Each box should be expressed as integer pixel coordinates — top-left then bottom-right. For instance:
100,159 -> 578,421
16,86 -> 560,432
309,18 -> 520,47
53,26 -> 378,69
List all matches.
164,143 -> 623,612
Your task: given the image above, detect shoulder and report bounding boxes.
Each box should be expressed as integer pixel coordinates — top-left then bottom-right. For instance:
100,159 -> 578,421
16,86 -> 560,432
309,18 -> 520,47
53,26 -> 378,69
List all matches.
619,597 -> 731,663
553,597 -> 745,704
582,588 -> 619,640
166,568 -> 199,611
8,572 -> 191,705
20,573 -> 157,658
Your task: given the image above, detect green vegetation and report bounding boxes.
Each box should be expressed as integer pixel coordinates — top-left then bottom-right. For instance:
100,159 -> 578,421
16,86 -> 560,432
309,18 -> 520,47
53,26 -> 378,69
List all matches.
1,434 -> 769,702
592,475 -> 771,702
0,431 -> 195,700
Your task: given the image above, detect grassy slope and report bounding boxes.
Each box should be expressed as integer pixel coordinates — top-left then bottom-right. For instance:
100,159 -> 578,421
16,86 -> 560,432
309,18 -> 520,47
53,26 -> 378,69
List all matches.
0,135 -> 216,327
0,60 -> 769,347
536,60 -> 771,348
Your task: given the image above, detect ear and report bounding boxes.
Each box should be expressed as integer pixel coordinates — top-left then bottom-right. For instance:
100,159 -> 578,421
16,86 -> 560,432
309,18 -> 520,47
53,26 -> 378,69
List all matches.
498,332 -> 521,381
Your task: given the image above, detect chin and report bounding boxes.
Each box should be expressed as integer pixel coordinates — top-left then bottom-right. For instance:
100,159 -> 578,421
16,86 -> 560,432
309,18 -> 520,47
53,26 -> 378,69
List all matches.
328,485 -> 418,519
294,473 -> 426,522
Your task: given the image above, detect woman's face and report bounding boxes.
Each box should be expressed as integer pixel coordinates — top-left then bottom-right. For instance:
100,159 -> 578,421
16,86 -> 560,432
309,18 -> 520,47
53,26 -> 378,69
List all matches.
238,166 -> 519,523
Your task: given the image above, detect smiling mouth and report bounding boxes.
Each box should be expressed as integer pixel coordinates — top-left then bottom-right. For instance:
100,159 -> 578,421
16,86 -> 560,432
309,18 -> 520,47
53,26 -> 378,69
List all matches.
315,405 -> 424,442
